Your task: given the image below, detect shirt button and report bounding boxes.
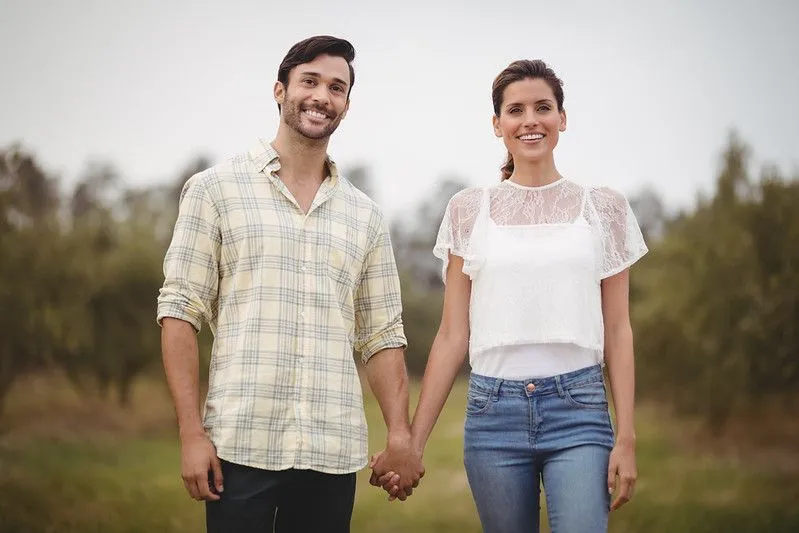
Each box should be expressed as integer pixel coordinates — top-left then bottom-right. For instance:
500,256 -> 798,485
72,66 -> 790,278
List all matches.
299,312 -> 305,320
300,264 -> 307,272
526,383 -> 536,393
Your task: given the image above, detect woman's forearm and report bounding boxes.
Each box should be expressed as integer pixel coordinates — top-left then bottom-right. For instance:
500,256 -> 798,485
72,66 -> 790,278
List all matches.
605,323 -> 636,444
410,333 -> 468,453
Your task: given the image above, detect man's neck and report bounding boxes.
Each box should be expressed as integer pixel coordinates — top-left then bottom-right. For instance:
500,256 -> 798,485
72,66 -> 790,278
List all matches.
272,125 -> 330,185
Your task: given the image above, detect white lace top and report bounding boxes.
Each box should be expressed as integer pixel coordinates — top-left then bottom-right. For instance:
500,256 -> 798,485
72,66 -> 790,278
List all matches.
433,178 -> 648,365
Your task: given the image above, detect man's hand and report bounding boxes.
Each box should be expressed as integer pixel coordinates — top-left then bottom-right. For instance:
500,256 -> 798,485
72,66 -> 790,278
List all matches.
181,432 -> 224,501
368,434 -> 424,501
368,450 -> 401,499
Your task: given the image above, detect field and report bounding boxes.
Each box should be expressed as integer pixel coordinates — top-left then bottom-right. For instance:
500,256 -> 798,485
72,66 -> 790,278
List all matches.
1,373 -> 797,533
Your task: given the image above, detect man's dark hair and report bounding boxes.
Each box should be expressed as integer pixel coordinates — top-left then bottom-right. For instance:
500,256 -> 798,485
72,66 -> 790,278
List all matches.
276,35 -> 355,111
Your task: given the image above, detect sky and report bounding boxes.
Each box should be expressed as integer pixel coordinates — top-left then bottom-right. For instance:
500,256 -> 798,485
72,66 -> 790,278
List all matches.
2,0 -> 798,221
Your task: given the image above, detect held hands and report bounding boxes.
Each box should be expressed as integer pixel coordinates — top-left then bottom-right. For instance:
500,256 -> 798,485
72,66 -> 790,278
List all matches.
608,439 -> 637,511
368,434 -> 424,502
180,432 -> 224,501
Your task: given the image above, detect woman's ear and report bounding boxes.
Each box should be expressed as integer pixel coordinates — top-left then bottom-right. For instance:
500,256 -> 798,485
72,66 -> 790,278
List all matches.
492,114 -> 502,137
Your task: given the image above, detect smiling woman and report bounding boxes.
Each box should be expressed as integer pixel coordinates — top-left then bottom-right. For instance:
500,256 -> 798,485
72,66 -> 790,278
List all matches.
491,60 -> 566,183
371,59 -> 650,533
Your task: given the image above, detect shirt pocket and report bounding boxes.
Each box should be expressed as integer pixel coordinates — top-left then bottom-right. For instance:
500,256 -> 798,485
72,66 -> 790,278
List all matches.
326,234 -> 362,290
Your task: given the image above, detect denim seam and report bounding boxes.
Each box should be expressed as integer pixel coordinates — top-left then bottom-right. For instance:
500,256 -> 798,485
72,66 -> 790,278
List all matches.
563,384 -> 609,410
466,378 -> 499,416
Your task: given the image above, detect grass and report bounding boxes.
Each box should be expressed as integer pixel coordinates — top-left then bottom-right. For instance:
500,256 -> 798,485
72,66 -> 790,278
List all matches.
0,373 -> 797,532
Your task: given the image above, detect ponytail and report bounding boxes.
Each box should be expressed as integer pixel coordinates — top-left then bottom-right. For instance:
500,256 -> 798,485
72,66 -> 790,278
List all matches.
500,151 -> 514,180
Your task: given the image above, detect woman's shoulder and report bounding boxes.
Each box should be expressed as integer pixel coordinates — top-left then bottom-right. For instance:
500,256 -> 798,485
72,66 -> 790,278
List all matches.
448,185 -> 485,203
444,185 -> 487,214
581,182 -> 629,208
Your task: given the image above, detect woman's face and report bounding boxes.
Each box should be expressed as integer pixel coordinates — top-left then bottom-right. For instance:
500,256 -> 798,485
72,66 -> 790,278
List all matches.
493,77 -> 567,164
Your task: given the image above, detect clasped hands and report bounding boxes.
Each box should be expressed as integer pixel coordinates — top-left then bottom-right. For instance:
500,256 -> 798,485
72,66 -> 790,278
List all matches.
368,434 -> 425,502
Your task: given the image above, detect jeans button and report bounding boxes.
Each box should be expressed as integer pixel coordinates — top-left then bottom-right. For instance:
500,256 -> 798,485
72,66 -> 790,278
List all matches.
526,383 -> 536,393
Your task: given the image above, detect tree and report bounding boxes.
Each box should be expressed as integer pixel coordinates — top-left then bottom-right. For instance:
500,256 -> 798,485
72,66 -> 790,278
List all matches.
632,131 -> 799,428
0,145 -> 69,418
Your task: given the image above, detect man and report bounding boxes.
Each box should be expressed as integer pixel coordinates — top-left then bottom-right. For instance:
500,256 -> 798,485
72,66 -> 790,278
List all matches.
157,35 -> 424,533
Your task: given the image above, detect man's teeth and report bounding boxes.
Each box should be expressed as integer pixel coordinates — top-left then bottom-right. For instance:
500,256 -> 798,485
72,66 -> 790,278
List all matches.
305,110 -> 328,119
519,134 -> 544,140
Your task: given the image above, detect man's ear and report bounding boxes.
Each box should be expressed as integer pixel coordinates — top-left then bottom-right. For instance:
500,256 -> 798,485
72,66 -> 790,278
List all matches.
274,81 -> 285,107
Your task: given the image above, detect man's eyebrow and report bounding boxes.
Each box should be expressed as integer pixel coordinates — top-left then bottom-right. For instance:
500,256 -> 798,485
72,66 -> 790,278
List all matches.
297,70 -> 349,88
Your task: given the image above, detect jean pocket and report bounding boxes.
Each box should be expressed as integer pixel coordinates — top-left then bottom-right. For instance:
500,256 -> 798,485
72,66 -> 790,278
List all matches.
465,386 -> 493,416
564,380 -> 608,409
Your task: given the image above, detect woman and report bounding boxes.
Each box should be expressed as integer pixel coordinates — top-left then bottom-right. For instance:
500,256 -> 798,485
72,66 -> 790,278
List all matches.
375,59 -> 648,532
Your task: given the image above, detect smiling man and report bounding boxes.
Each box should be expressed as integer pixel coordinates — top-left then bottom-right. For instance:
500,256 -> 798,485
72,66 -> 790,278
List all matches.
156,36 -> 423,533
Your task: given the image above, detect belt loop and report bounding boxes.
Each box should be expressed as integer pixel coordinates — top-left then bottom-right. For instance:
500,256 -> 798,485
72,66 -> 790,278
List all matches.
491,377 -> 503,402
555,374 -> 565,397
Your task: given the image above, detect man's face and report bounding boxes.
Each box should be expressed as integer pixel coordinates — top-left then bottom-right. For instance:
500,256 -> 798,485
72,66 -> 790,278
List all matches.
275,54 -> 351,140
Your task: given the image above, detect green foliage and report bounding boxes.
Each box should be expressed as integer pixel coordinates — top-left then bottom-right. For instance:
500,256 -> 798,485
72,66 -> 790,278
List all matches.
632,132 -> 799,427
1,130 -> 797,433
0,145 -> 176,414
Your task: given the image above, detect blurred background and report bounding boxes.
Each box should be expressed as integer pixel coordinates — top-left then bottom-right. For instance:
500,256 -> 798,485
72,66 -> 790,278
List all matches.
1,0 -> 798,531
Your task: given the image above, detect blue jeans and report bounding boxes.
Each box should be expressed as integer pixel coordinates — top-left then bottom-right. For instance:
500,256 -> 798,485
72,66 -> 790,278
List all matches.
463,364 -> 615,533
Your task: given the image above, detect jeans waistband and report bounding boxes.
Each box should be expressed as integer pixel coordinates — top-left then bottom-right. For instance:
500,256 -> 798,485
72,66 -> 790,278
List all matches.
469,364 -> 604,397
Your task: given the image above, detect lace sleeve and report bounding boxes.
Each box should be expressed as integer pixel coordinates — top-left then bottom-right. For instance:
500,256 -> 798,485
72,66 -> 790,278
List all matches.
433,187 -> 484,283
589,186 -> 649,279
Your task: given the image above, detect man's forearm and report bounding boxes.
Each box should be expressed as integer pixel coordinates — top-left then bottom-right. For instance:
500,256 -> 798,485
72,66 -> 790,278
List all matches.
161,317 -> 204,439
364,347 -> 411,440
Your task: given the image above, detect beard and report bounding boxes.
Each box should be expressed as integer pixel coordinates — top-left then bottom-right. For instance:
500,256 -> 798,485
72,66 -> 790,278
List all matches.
281,93 -> 344,140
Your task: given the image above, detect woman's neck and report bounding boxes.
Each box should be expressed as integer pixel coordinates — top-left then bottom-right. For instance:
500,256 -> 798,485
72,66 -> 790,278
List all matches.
508,155 -> 560,187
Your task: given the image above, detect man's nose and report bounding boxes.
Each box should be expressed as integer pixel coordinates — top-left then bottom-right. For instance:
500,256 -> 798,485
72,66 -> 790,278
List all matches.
311,85 -> 330,106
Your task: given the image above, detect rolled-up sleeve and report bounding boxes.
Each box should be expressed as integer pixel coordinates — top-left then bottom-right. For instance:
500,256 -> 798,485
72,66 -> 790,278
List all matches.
353,217 -> 407,363
156,172 -> 221,332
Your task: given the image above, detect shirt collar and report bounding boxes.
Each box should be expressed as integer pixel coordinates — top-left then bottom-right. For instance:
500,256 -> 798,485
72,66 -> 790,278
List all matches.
248,138 -> 339,185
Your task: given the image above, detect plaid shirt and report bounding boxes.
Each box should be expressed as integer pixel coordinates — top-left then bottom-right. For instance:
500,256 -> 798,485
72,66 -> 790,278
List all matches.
157,139 -> 407,474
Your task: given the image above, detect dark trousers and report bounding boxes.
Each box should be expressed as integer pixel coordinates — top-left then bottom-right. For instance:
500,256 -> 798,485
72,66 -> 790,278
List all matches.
205,459 -> 357,533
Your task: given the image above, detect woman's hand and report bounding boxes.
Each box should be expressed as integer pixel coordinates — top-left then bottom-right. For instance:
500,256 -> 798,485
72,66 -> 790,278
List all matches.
607,439 -> 637,511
